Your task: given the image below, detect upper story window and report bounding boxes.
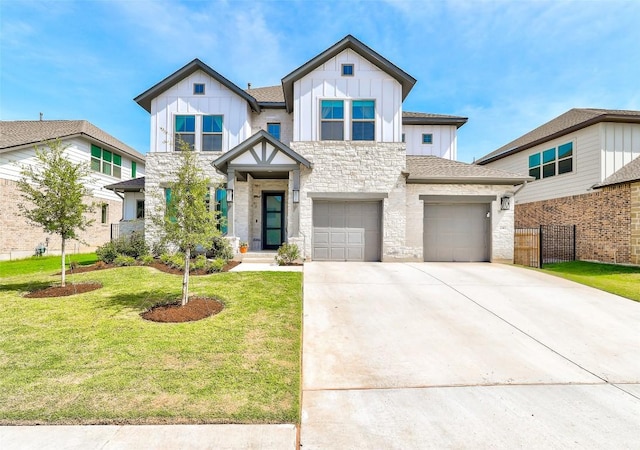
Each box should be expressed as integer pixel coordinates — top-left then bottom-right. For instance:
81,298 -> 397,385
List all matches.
341,64 -> 354,76
175,115 -> 196,151
528,141 -> 573,180
193,83 -> 205,95
321,100 -> 344,140
422,133 -> 433,144
91,144 -> 121,178
267,123 -> 281,140
202,115 -> 223,151
352,100 -> 375,141
131,161 -> 137,178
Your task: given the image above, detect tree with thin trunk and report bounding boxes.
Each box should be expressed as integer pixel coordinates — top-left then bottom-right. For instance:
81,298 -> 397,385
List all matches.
158,141 -> 221,305
17,140 -> 94,287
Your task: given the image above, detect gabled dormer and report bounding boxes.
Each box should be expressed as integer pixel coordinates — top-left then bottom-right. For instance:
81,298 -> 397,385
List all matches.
281,35 -> 416,143
134,59 -> 260,153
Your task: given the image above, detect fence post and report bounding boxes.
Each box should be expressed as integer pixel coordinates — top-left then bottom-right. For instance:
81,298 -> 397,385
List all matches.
538,225 -> 543,268
572,224 -> 577,262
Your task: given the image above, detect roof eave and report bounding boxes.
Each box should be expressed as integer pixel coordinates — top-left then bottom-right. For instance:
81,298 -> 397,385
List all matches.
402,117 -> 468,128
407,176 -> 532,185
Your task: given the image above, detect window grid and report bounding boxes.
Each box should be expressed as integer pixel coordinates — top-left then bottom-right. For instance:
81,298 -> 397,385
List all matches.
267,123 -> 281,140
91,144 -> 121,179
202,115 -> 223,151
528,142 -> 574,180
352,100 -> 375,141
320,100 -> 345,140
422,134 -> 433,144
175,115 -> 196,151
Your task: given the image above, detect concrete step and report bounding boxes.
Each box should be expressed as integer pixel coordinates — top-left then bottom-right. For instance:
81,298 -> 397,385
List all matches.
239,251 -> 277,264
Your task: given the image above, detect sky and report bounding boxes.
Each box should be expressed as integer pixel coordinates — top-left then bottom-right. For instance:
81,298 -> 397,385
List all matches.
1,0 -> 639,163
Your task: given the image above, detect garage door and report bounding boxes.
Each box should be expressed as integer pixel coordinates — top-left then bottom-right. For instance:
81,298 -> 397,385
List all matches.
313,201 -> 381,261
423,203 -> 489,262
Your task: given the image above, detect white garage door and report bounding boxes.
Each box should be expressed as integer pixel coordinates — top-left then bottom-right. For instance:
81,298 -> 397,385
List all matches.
313,201 -> 381,261
424,203 -> 490,262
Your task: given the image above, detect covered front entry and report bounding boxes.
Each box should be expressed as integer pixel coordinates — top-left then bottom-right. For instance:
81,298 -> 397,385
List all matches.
262,192 -> 285,250
312,200 -> 382,261
423,203 -> 490,262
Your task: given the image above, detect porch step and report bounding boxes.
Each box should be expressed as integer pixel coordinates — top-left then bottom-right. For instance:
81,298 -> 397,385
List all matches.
239,251 -> 278,264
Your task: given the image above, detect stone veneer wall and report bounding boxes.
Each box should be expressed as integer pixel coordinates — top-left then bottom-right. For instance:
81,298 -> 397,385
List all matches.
291,141 -> 408,261
515,183 -> 632,264
631,182 -> 640,265
144,153 -> 225,247
0,178 -> 120,260
406,184 -> 516,263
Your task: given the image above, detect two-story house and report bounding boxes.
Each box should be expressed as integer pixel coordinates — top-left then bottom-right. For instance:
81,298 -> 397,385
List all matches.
476,108 -> 640,265
136,35 -> 529,263
0,120 -> 146,260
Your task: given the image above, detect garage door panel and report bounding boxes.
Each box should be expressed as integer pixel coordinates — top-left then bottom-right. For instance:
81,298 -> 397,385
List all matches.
313,200 -> 381,261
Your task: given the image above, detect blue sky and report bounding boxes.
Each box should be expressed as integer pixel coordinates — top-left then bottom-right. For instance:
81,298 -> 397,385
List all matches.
1,0 -> 639,162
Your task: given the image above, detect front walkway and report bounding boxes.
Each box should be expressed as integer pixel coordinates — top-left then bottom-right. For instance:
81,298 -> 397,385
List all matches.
301,262 -> 640,449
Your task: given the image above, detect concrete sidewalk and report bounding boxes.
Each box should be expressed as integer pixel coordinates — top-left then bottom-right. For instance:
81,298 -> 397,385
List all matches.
0,424 -> 297,450
301,262 -> 640,449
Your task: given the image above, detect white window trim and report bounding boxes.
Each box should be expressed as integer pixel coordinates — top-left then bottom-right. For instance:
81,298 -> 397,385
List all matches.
173,114 -> 225,152
319,98 -> 346,141
351,99 -> 376,141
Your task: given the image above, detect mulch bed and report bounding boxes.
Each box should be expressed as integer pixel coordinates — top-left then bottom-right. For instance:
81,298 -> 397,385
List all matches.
58,260 -> 241,276
141,297 -> 224,323
24,282 -> 103,298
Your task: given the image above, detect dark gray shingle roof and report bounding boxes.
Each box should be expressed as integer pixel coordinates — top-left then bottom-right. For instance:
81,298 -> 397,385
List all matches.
596,155 -> 640,187
476,108 -> 640,165
407,156 -> 531,184
0,120 -> 145,161
104,176 -> 145,192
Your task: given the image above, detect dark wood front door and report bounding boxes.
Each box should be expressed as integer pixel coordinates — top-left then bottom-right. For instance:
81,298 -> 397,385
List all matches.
262,192 -> 285,250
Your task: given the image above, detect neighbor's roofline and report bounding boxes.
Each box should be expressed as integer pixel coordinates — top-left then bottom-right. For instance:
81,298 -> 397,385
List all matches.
407,176 -> 532,185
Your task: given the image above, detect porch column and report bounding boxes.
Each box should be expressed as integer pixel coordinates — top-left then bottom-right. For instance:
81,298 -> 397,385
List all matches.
291,168 -> 300,237
227,169 -> 235,236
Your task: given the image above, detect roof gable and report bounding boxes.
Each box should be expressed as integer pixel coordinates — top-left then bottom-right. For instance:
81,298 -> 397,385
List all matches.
477,108 -> 640,165
281,35 -> 416,113
134,59 -> 260,113
596,154 -> 640,187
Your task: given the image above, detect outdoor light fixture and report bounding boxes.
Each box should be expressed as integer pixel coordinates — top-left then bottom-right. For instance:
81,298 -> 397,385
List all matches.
500,196 -> 511,210
292,189 -> 300,203
226,189 -> 234,203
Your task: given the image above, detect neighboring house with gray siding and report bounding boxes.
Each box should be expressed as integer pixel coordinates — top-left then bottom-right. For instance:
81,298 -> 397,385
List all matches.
0,120 -> 145,260
476,109 -> 640,265
135,34 -> 529,263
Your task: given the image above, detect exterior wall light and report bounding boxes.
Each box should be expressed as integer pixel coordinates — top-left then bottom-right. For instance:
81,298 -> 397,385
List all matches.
500,196 -> 511,210
292,189 -> 300,203
226,189 -> 234,203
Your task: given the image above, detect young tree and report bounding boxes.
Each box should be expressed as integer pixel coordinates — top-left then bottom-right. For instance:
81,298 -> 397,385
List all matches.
17,140 -> 95,287
159,141 -> 221,305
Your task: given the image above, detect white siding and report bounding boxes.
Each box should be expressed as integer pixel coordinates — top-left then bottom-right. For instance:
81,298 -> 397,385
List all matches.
484,126 -> 601,204
293,49 -> 403,142
0,137 -> 143,202
123,192 -> 145,220
149,70 -> 252,153
404,124 -> 457,159
601,122 -> 640,179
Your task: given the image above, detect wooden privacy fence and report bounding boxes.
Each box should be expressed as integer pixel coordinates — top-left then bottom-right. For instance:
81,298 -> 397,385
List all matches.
515,225 -> 576,268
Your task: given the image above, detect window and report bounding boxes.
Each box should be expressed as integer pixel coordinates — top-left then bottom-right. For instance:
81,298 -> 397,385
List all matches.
352,100 -> 375,141
402,133 -> 405,143
528,142 -> 574,180
321,100 -> 344,140
131,161 -> 137,178
202,115 -> 223,151
193,83 -> 205,95
91,144 -> 121,178
342,64 -> 354,76
101,204 -> 108,224
422,133 -> 433,144
136,200 -> 145,219
267,123 -> 281,140
175,115 -> 195,151
215,188 -> 228,234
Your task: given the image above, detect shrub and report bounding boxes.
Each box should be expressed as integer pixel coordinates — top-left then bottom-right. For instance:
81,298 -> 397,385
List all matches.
207,258 -> 226,273
192,254 -> 208,271
151,241 -> 167,258
206,235 -> 234,261
140,254 -> 155,265
96,241 -> 119,264
113,255 -> 137,266
275,243 -> 300,266
166,253 -> 185,271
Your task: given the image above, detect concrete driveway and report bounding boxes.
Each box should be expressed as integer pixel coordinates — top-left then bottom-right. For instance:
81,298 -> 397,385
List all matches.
301,262 -> 640,449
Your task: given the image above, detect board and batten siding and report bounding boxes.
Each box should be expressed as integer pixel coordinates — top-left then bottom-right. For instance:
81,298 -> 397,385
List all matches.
149,70 -> 252,153
483,126 -> 601,204
0,137 -> 140,202
601,122 -> 640,180
293,49 -> 402,142
404,124 -> 457,159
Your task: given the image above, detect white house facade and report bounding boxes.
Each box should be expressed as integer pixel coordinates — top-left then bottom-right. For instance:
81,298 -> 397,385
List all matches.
136,35 -> 528,263
0,120 -> 145,260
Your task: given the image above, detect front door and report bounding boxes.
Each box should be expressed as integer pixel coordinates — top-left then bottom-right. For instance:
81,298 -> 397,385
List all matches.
262,192 -> 285,250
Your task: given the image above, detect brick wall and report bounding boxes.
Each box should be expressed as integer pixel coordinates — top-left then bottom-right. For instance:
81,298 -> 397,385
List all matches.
0,178 -> 120,260
631,182 -> 640,265
515,184 -> 632,264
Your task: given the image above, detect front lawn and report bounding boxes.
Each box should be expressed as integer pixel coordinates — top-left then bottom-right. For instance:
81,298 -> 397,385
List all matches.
542,261 -> 640,302
0,263 -> 302,424
0,253 -> 98,277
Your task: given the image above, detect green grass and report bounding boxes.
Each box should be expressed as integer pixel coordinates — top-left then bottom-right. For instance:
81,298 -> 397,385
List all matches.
542,261 -> 640,302
0,253 -> 98,277
0,263 -> 302,424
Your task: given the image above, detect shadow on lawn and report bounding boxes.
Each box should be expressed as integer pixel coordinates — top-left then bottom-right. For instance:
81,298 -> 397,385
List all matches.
104,290 -> 185,313
0,280 -> 54,294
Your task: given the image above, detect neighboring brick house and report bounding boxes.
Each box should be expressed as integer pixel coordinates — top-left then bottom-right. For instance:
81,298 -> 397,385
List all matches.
135,35 -> 529,262
476,108 -> 640,265
0,120 -> 146,260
